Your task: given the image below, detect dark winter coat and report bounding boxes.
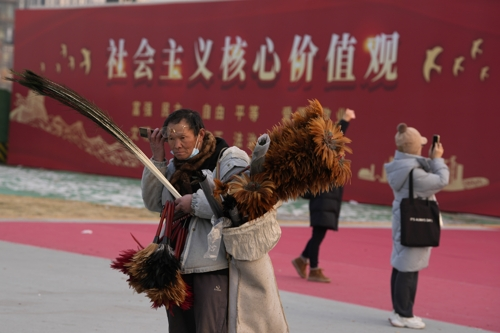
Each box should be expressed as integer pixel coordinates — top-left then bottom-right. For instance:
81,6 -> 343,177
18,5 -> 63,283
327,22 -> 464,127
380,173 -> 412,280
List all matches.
306,119 -> 350,231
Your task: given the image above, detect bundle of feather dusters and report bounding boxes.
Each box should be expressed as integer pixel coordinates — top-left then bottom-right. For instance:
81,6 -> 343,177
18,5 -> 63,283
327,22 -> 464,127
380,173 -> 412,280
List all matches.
213,99 -> 352,223
111,201 -> 192,310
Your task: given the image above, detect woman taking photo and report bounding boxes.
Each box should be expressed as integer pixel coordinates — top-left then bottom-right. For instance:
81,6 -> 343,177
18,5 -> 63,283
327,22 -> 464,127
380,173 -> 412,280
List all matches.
384,123 -> 449,329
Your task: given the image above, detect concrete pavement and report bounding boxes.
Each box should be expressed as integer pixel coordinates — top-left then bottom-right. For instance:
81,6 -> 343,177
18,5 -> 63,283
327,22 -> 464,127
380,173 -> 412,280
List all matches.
0,239 -> 494,333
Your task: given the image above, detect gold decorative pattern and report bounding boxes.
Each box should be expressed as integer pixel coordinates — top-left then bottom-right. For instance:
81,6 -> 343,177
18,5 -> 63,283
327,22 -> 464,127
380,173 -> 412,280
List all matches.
10,91 -> 141,168
357,155 -> 489,191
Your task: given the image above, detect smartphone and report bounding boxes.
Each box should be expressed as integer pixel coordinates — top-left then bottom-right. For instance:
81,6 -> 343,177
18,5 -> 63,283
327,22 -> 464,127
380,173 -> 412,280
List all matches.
139,127 -> 151,138
432,134 -> 440,150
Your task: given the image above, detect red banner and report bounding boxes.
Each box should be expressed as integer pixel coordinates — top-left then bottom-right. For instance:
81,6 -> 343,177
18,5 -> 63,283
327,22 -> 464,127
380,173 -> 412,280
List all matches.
8,0 -> 500,216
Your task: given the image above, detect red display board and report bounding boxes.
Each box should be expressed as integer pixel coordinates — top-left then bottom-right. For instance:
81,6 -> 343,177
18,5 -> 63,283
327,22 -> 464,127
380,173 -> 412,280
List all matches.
8,0 -> 500,216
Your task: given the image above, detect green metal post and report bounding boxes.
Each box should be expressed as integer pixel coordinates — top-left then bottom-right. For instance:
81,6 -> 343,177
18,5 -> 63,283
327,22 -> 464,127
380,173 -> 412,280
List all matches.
0,89 -> 11,163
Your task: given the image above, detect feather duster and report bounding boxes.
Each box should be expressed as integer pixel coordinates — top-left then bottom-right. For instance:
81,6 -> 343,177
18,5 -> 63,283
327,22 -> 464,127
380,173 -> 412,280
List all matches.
125,241 -> 161,294
146,271 -> 193,310
335,155 -> 352,187
120,202 -> 192,309
135,241 -> 180,290
7,69 -> 181,199
110,248 -> 141,275
227,172 -> 279,221
213,179 -> 229,204
261,99 -> 352,200
110,233 -> 145,275
229,99 -> 352,217
290,99 -> 325,128
308,116 -> 352,164
217,99 -> 352,223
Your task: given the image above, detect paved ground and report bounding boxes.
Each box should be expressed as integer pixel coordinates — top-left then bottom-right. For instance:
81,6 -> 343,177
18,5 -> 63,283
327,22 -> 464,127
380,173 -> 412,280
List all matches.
1,220 -> 498,333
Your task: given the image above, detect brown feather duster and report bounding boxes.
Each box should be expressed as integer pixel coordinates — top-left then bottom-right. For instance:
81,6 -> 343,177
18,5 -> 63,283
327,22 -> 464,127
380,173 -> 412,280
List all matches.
259,98 -> 352,201
207,99 -> 352,223
226,173 -> 279,221
290,99 -> 325,127
334,155 -> 352,186
308,117 -> 352,165
146,271 -> 192,310
213,178 -> 229,205
125,243 -> 160,288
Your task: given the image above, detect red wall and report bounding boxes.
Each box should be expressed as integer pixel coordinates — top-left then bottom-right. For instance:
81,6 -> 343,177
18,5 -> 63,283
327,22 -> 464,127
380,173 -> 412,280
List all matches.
8,0 -> 500,216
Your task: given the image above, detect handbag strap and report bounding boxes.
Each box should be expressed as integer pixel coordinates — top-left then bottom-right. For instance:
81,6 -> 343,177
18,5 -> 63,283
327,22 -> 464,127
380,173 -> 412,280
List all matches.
408,168 -> 431,205
408,168 -> 415,204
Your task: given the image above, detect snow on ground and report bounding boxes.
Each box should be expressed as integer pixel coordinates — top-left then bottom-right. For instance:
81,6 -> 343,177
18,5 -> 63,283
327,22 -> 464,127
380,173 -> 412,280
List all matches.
1,164 -> 498,225
0,164 -> 144,208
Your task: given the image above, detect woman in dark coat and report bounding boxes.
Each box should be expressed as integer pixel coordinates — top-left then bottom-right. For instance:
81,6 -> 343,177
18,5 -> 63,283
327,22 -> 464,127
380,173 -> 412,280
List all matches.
292,108 -> 355,283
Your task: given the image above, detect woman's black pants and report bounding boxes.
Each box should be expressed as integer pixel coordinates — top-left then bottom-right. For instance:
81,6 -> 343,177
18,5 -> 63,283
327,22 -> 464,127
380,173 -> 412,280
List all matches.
301,226 -> 327,268
391,267 -> 419,318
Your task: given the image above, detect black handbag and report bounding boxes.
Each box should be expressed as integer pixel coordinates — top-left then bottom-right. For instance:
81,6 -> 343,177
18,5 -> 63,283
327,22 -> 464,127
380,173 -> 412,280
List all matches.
400,169 -> 441,247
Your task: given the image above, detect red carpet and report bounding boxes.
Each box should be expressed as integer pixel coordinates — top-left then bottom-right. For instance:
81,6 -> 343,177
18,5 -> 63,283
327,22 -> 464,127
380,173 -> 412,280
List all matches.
1,221 -> 499,332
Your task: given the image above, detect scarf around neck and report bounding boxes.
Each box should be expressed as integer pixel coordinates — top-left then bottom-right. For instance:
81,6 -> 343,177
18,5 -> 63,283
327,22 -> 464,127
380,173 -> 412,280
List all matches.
170,131 -> 218,195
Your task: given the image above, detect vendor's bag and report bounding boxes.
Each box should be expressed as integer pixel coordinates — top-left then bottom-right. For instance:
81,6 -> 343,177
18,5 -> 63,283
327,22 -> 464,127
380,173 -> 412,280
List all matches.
222,204 -> 289,333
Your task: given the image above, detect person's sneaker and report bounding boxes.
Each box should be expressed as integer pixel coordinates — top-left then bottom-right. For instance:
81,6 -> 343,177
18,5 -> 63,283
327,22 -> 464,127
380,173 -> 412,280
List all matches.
291,257 -> 308,279
307,268 -> 331,283
389,312 -> 425,329
400,316 -> 426,329
388,312 -> 404,328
